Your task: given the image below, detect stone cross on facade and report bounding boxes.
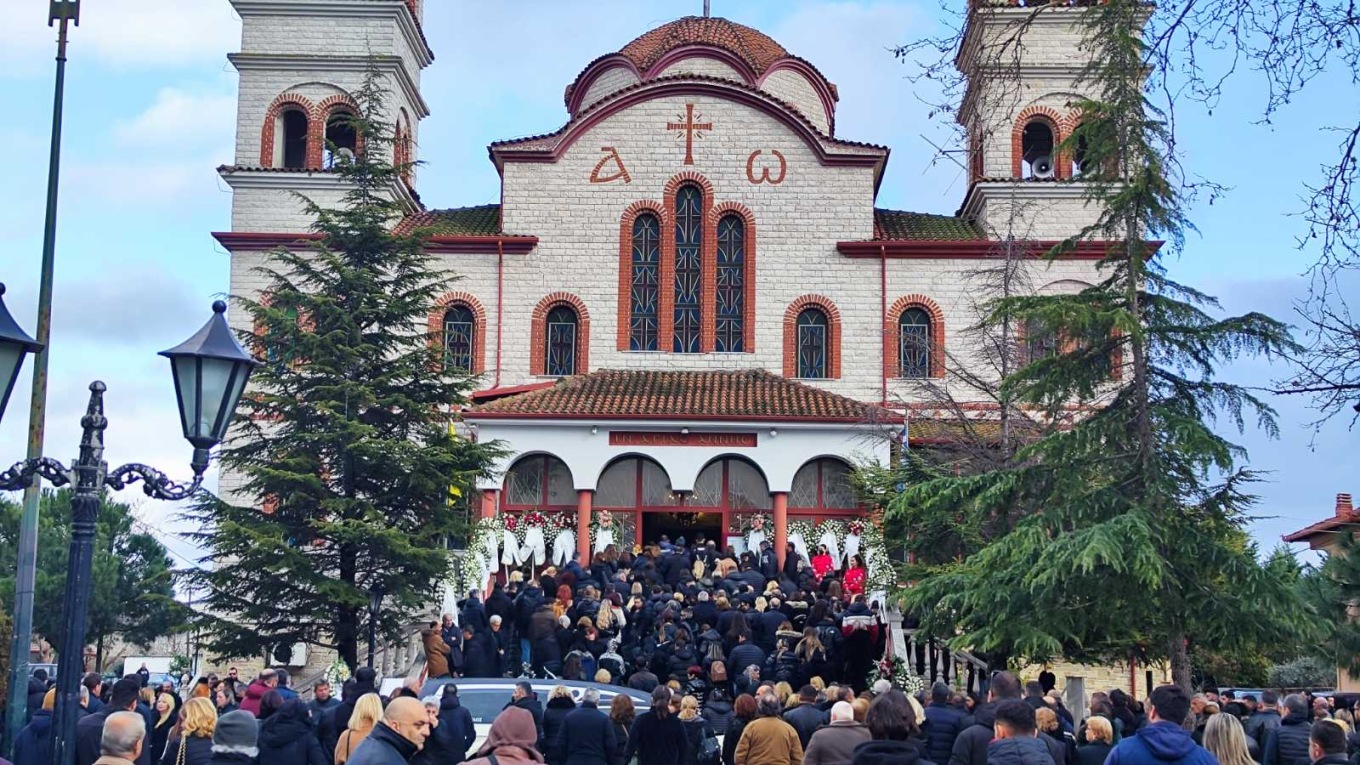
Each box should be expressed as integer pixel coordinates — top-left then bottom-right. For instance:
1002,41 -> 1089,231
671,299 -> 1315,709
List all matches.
667,103 -> 712,166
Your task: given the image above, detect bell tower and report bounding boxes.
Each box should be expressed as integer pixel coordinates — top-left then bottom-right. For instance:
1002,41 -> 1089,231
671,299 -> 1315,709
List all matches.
221,0 -> 433,233
956,1 -> 1106,240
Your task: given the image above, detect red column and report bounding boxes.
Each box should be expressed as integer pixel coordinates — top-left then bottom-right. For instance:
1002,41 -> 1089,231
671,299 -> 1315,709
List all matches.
773,492 -> 788,568
480,489 -> 498,520
577,490 -> 593,564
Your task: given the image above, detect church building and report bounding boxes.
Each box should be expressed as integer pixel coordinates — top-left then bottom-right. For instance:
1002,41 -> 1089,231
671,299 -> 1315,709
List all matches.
214,0 -> 1111,589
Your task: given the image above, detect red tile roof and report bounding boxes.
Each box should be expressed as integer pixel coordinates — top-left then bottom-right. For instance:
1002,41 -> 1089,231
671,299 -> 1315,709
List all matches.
1283,493 -> 1358,543
619,16 -> 788,77
467,369 -> 896,424
393,204 -> 503,236
873,209 -> 985,241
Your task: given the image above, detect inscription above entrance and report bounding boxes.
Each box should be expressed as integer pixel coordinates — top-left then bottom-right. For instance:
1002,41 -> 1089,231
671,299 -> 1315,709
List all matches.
610,431 -> 757,448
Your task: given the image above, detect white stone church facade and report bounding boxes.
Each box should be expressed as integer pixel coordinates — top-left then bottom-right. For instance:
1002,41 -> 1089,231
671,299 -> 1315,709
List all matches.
215,0 -> 1113,569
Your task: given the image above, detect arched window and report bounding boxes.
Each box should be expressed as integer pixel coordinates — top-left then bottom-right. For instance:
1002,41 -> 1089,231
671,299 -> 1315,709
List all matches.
323,111 -> 358,168
796,308 -> 829,379
442,304 -> 476,373
715,214 -> 746,353
673,184 -> 703,353
1024,318 -> 1059,364
595,458 -> 678,508
689,458 -> 771,511
1071,133 -> 1089,178
630,213 -> 660,351
503,455 -> 575,510
280,109 -> 309,169
1021,120 -> 1056,179
899,307 -> 932,378
545,305 -> 579,377
790,458 -> 858,512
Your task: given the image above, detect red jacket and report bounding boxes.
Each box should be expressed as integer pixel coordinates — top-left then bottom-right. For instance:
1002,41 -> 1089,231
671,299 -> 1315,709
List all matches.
237,679 -> 270,716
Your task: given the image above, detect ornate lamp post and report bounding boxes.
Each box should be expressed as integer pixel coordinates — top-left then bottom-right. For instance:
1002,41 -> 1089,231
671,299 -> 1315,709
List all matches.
0,285 -> 43,426
0,293 -> 257,765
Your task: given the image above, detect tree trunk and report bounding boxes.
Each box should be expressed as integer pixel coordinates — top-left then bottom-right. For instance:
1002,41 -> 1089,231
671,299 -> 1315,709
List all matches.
338,543 -> 358,669
1168,629 -> 1192,696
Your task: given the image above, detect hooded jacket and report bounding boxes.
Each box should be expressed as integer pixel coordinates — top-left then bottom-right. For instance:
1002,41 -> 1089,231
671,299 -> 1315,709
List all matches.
15,709 -> 53,765
466,707 -> 545,765
951,701 -> 1003,765
437,693 -> 477,763
987,738 -> 1056,765
256,700 -> 327,765
1106,722 -> 1219,765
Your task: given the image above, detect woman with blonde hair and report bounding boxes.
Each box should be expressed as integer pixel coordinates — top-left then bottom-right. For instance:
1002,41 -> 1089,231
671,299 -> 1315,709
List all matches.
160,697 -> 217,765
150,692 -> 178,764
334,693 -> 383,765
773,681 -> 793,707
677,695 -> 714,765
542,685 -> 576,764
1203,709 -> 1258,765
1077,715 -> 1116,765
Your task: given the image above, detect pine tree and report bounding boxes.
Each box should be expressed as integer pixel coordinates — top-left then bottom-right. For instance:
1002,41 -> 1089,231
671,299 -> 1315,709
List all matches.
182,70 -> 502,668
885,0 -> 1305,690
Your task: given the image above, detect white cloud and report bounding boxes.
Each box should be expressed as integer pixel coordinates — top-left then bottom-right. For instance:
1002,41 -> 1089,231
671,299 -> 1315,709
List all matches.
114,87 -> 237,149
0,0 -> 239,70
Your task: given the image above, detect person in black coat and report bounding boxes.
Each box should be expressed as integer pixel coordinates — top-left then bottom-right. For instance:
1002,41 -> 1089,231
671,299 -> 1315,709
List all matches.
462,626 -> 497,678
722,694 -> 756,765
504,682 -> 547,751
925,682 -> 969,765
14,699 -> 53,765
460,590 -> 490,634
784,686 -> 830,750
949,671 -> 1023,765
625,687 -> 688,765
542,687 -> 578,765
1075,716 -> 1115,765
558,688 -> 617,765
703,689 -> 735,736
1263,695 -> 1313,765
321,667 -> 378,755
436,685 -> 477,763
852,690 -> 936,765
76,678 -> 143,765
26,674 -> 48,723
256,697 -> 328,765
727,634 -> 766,681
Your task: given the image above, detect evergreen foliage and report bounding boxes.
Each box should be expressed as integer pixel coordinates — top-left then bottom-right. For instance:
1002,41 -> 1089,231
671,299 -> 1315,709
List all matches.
883,0 -> 1305,689
1298,531 -> 1360,678
0,490 -> 185,662
181,69 -> 502,668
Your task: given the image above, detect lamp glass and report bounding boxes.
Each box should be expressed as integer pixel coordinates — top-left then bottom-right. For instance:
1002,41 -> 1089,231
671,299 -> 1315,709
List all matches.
0,342 -> 24,424
173,355 -> 248,448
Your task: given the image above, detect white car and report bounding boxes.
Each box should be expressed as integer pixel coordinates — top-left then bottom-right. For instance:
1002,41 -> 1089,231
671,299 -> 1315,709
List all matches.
416,678 -> 654,754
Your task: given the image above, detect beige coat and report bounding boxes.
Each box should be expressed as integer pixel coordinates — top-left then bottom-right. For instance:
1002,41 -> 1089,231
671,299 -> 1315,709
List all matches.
334,722 -> 375,765
734,716 -> 805,765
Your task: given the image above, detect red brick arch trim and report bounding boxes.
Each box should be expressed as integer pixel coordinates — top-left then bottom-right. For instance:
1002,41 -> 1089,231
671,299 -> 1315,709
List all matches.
782,295 -> 842,379
315,93 -> 365,165
1011,105 -> 1066,179
709,201 -> 757,353
662,172 -> 716,351
885,294 -> 946,380
1059,108 -> 1085,176
260,92 -> 316,168
530,293 -> 591,376
617,200 -> 670,351
428,291 -> 487,375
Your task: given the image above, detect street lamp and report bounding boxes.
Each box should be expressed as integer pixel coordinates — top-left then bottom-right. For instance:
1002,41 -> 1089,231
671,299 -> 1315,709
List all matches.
368,584 -> 384,670
0,293 -> 257,765
0,285 -> 43,428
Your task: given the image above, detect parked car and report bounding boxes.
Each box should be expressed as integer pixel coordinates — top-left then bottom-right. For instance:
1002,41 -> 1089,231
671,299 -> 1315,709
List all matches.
416,678 -> 653,754
28,663 -> 58,680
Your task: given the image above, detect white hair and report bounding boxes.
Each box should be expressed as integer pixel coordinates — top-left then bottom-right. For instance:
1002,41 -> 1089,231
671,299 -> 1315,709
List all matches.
583,688 -> 601,705
422,695 -> 440,708
101,711 -> 146,758
831,701 -> 855,722
871,679 -> 892,695
490,615 -> 502,625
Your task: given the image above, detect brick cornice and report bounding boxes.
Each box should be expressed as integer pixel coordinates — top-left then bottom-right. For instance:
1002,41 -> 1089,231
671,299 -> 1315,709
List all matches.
885,294 -> 946,380
782,295 -> 842,380
530,293 -> 591,376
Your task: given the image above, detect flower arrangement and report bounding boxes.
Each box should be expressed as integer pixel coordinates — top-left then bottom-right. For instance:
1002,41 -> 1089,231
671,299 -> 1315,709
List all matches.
323,657 -> 353,686
741,514 -> 771,534
865,653 -> 924,695
524,511 -> 547,528
848,520 -> 865,536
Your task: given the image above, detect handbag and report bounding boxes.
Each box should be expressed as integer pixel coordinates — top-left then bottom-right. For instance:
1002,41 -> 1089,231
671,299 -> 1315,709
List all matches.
698,733 -> 721,765
175,735 -> 187,765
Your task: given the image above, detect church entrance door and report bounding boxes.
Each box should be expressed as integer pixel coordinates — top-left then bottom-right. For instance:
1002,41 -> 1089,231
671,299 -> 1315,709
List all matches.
642,511 -> 723,549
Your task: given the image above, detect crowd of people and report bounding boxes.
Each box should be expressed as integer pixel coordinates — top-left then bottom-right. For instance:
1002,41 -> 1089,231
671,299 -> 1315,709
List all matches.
424,535 -> 885,697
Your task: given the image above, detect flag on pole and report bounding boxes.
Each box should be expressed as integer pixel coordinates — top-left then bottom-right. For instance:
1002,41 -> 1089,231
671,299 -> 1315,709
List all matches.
896,413 -> 909,493
447,420 -> 462,500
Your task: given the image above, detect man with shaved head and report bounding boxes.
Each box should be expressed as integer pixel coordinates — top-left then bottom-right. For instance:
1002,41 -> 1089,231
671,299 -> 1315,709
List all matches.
94,711 -> 146,765
346,696 -> 431,764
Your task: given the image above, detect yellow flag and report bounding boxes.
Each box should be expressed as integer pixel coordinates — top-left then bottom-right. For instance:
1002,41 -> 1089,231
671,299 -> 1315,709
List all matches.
447,420 -> 462,500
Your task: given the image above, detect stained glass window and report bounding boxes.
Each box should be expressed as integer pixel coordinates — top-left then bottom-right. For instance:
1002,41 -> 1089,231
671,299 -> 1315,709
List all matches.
790,459 -> 857,510
726,460 -> 771,510
504,455 -> 575,508
796,308 -> 828,379
673,185 -> 703,353
715,215 -> 745,352
545,305 -> 577,377
596,458 -> 677,508
899,307 -> 931,378
442,304 -> 475,373
630,213 -> 660,351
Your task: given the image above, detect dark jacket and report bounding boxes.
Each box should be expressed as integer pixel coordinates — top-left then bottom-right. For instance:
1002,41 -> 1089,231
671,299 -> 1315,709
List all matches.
322,680 -> 377,754
15,709 -> 53,765
804,721 -> 872,765
988,738 -> 1057,765
542,696 -> 578,764
78,707 -> 148,765
505,696 -> 546,750
703,698 -> 735,736
257,701 -> 328,765
1077,743 -> 1114,765
1263,717 -> 1312,765
625,711 -> 688,765
610,721 -> 631,765
347,722 -> 421,765
558,701 -> 618,765
437,694 -> 477,763
1245,710 -> 1283,750
680,717 -> 714,765
25,678 -> 46,723
159,735 -> 214,765
463,631 -> 497,678
925,702 -> 969,764
853,738 -> 935,765
461,598 -> 490,634
784,702 -> 830,750
950,702 -> 1002,765
723,717 -> 749,765
1106,722 -> 1218,765
727,643 -> 766,678
207,753 -> 255,765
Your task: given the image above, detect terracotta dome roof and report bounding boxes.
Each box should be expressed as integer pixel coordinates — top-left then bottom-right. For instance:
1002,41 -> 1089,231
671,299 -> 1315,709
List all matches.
619,16 -> 788,76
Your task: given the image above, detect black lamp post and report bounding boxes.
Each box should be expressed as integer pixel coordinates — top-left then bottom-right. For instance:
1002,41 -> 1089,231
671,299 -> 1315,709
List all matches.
0,285 -> 43,427
0,293 -> 257,765
367,584 -> 384,670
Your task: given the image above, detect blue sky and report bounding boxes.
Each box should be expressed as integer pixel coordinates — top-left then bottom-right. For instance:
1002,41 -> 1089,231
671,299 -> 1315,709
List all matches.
0,0 -> 1352,570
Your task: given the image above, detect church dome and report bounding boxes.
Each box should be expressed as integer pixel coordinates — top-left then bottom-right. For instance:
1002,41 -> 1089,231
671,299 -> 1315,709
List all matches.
617,16 -> 789,78
565,16 -> 839,134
